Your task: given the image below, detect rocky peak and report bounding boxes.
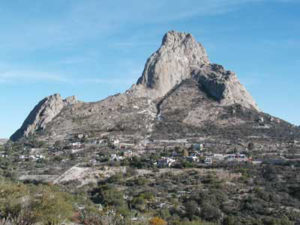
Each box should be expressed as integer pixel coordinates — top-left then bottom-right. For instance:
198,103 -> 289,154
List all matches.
135,30 -> 258,110
192,64 -> 259,110
64,96 -> 77,105
10,94 -> 78,141
136,31 -> 209,97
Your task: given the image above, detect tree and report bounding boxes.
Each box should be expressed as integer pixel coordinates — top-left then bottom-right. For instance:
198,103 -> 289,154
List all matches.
248,142 -> 255,151
200,203 -> 222,222
263,165 -> 278,181
184,200 -> 199,220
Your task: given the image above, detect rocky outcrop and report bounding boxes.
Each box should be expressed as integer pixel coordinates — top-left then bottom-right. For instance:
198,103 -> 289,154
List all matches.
192,64 -> 259,110
136,31 -> 209,98
64,96 -> 77,105
135,30 -> 258,110
10,94 -> 78,141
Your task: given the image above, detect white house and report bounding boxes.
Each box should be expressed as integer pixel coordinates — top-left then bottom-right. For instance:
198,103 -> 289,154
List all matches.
70,142 -> 82,148
213,154 -> 225,161
204,157 -> 212,164
157,157 -> 176,167
110,154 -> 124,161
187,156 -> 199,162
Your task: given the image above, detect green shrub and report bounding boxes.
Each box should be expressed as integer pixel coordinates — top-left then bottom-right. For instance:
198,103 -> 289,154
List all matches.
0,180 -> 74,225
200,203 -> 222,222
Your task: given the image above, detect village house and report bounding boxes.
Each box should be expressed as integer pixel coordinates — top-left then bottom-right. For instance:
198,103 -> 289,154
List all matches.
28,154 -> 45,161
70,142 -> 83,148
89,159 -> 98,166
157,157 -> 176,167
119,143 -> 135,149
110,154 -> 124,161
123,150 -> 133,158
213,154 -> 225,161
0,153 -> 8,158
204,157 -> 213,164
19,155 -> 27,160
113,139 -> 120,146
236,154 -> 248,162
192,143 -> 204,151
187,155 -> 199,162
225,153 -> 249,162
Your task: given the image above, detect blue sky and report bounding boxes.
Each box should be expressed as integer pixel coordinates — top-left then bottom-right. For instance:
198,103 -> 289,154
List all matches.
0,0 -> 299,138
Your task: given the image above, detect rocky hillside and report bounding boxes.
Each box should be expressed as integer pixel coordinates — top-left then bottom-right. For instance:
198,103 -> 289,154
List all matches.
10,94 -> 78,141
10,31 -> 300,149
0,139 -> 7,145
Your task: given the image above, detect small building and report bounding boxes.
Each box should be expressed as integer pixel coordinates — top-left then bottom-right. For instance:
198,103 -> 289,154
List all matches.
110,154 -> 124,161
252,160 -> 263,165
119,143 -> 135,149
204,157 -> 212,164
70,142 -> 83,148
187,156 -> 199,162
236,154 -> 248,162
225,154 -> 236,161
213,154 -> 225,161
19,155 -> 27,160
0,153 -> 8,158
28,154 -> 45,161
89,159 -> 98,166
123,150 -> 133,158
192,143 -> 204,151
157,157 -> 176,167
113,139 -> 120,145
225,153 -> 249,162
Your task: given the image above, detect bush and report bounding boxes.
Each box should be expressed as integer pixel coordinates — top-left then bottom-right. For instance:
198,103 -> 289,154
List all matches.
100,186 -> 125,208
149,217 -> 167,225
184,200 -> 199,220
262,216 -> 293,225
30,185 -> 74,225
200,203 -> 222,222
0,180 -> 74,225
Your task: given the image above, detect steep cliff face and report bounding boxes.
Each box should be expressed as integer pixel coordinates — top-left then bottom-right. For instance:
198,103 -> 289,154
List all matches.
136,31 -> 210,98
10,94 -> 78,141
192,64 -> 259,110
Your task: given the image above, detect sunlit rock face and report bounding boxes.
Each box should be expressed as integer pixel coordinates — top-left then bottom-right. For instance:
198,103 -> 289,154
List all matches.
10,94 -> 78,141
135,31 -> 258,110
136,31 -> 210,98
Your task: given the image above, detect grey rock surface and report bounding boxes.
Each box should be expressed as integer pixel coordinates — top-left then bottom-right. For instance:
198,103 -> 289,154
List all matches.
192,64 -> 259,110
136,31 -> 209,98
135,31 -> 258,110
10,94 -> 78,141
